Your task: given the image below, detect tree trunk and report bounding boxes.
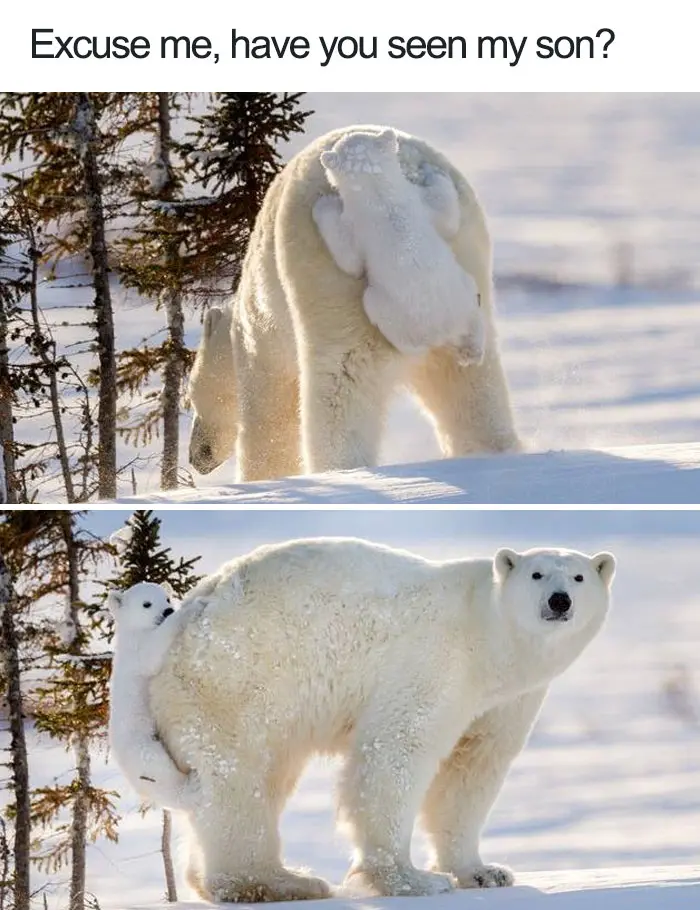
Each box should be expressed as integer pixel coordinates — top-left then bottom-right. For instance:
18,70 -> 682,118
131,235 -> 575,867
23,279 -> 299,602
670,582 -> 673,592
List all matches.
0,553 -> 30,910
156,93 -> 185,491
0,299 -> 16,504
69,737 -> 90,910
59,514 -> 89,910
75,94 -> 117,500
26,240 -> 75,502
161,285 -> 184,490
161,810 -> 177,902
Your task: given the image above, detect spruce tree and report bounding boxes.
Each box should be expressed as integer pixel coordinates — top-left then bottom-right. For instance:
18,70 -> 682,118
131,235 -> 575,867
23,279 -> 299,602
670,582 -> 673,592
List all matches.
182,92 -> 313,287
0,93 -> 150,500
0,189 -> 96,502
107,509 -> 202,595
0,511 -> 118,910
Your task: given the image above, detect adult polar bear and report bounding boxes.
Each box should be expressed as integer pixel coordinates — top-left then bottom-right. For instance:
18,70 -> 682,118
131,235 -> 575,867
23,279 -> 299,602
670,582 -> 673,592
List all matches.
188,125 -> 520,481
147,538 -> 615,902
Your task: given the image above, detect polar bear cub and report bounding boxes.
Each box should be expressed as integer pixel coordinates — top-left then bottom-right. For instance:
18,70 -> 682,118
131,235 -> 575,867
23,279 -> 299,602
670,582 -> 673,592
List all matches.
313,128 -> 485,364
147,538 -> 615,903
107,581 -> 200,811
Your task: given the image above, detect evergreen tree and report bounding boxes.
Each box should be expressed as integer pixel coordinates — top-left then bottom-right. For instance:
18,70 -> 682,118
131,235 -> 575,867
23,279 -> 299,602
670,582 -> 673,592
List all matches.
107,509 -> 202,595
0,511 -> 117,910
182,92 -> 313,288
0,189 -> 96,503
0,93 -> 152,499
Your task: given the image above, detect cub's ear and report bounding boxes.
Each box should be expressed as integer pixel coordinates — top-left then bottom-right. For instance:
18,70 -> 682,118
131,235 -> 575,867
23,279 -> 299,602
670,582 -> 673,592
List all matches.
320,150 -> 340,172
377,128 -> 398,152
591,552 -> 616,587
106,591 -> 123,617
494,548 -> 520,581
203,306 -> 224,340
160,581 -> 175,599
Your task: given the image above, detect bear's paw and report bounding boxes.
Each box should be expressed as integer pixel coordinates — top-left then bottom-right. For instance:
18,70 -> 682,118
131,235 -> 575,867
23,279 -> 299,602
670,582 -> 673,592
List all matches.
455,863 -> 514,889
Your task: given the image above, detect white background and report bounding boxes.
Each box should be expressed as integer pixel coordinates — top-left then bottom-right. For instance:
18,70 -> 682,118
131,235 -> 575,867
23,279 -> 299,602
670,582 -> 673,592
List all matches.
0,0 -> 693,91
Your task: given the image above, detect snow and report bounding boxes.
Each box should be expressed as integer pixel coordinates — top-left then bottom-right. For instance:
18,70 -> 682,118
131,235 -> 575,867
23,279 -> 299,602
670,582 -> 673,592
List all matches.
128,869 -> 700,909
116,443 -> 700,504
5,513 -> 700,909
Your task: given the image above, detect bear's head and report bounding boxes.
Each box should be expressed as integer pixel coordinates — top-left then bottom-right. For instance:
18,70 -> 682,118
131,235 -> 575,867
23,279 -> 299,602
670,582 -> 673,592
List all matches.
188,305 -> 238,475
493,547 -> 615,643
320,129 -> 402,188
107,581 -> 176,633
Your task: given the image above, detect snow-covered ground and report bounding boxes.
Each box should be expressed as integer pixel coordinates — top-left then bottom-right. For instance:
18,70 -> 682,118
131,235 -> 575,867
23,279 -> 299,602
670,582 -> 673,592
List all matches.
7,511 -> 700,909
120,444 -> 700,504
8,94 -> 700,502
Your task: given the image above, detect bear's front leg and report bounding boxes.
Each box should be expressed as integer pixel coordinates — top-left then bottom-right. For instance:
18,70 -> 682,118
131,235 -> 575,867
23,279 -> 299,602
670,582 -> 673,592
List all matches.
338,683 -> 464,897
420,688 -> 546,889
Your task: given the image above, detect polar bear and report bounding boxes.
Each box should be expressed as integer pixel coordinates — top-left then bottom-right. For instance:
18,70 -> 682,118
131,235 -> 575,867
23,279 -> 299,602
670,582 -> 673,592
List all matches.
107,581 -> 202,811
188,125 -> 520,482
147,538 -> 615,902
313,128 -> 485,366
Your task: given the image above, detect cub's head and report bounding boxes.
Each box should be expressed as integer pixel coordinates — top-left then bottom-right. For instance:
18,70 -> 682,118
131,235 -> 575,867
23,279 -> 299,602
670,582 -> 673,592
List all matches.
188,305 -> 237,475
493,547 -> 615,639
107,581 -> 176,633
320,129 -> 401,187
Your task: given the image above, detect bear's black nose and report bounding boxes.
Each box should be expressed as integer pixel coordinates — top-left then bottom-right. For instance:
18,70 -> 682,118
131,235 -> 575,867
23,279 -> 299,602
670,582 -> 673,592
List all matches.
162,607 -> 174,619
548,591 -> 572,614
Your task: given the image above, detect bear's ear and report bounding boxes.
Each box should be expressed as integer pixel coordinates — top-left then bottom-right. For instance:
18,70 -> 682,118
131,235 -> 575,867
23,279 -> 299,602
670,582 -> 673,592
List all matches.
203,306 -> 224,341
320,150 -> 340,172
377,128 -> 398,152
106,591 -> 123,617
591,552 -> 616,587
494,548 -> 520,581
160,581 -> 175,600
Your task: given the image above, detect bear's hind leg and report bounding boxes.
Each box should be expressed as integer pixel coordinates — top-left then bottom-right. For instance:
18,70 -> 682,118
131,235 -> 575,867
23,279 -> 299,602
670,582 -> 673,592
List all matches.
300,337 -> 402,474
409,341 -> 521,457
190,762 -> 330,903
337,687 -> 462,897
420,689 -> 546,889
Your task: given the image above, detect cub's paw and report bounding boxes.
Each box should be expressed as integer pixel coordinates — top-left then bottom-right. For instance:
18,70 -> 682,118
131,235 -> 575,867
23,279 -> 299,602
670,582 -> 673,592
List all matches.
453,336 -> 486,368
455,863 -> 514,889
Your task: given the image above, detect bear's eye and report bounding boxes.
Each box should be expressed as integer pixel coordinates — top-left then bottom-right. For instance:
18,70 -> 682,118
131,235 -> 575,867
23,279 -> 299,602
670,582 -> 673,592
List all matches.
574,574 -> 584,583
532,572 -> 543,580
143,601 -> 152,609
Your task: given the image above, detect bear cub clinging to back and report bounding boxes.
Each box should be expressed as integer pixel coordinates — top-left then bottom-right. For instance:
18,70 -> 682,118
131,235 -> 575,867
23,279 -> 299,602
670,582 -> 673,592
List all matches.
313,127 -> 485,364
107,581 -> 201,811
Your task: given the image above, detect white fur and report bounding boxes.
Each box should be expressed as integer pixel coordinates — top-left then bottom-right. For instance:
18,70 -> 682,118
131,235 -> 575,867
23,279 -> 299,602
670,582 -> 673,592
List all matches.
314,129 -> 485,364
108,582 -> 202,811
148,538 -> 615,902
188,124 -> 520,482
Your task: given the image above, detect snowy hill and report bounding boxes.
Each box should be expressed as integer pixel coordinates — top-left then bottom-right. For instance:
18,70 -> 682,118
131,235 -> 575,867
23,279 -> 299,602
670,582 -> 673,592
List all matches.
117,443 -> 700,504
